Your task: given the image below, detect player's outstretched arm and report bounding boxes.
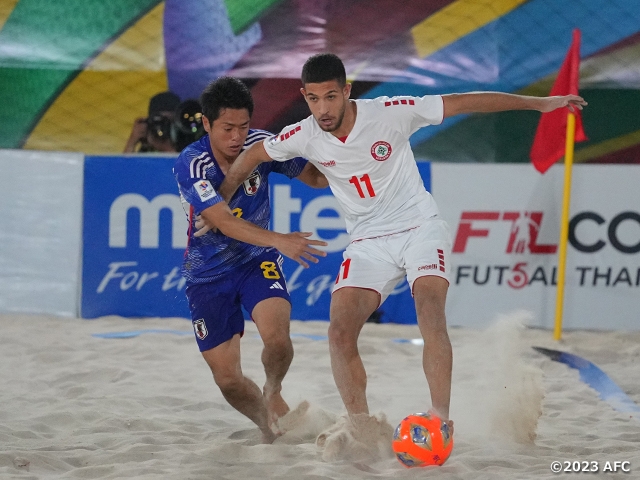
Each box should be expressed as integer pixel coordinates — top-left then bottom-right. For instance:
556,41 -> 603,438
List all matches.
219,141 -> 273,202
295,163 -> 329,189
442,92 -> 587,119
200,202 -> 327,268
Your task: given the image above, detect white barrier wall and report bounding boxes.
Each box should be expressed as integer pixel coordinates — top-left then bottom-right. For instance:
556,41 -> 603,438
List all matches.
432,163 -> 640,330
0,150 -> 84,316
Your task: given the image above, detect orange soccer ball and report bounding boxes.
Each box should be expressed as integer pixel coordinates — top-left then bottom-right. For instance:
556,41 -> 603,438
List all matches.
392,412 -> 453,468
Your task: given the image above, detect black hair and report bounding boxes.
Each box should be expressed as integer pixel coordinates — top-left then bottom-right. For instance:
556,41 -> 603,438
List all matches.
301,53 -> 347,87
200,77 -> 254,122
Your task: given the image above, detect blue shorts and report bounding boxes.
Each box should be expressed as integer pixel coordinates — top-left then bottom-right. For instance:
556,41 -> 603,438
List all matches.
185,250 -> 290,352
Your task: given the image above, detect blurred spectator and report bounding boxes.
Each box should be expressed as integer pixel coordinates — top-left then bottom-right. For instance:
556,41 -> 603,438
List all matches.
124,91 -> 181,153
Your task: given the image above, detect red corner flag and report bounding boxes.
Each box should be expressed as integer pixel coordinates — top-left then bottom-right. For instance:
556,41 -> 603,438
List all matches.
530,29 -> 587,174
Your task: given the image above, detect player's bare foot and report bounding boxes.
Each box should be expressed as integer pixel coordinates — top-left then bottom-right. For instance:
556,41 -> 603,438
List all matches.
446,419 -> 454,437
264,387 -> 290,426
429,408 -> 454,436
260,427 -> 278,444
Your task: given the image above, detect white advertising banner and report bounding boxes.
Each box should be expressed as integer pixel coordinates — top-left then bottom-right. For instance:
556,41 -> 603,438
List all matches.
0,150 -> 84,316
432,163 -> 640,331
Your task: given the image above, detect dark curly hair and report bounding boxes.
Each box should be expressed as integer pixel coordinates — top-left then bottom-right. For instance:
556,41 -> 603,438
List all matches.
301,53 -> 346,87
200,77 -> 254,122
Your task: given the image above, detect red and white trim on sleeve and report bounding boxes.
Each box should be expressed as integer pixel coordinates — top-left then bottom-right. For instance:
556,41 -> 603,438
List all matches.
279,125 -> 301,141
437,248 -> 445,272
384,99 -> 415,107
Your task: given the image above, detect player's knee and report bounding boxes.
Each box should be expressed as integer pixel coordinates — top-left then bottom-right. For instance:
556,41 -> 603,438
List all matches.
211,367 -> 243,393
328,321 -> 358,350
261,329 -> 292,350
262,335 -> 293,359
418,309 -> 448,334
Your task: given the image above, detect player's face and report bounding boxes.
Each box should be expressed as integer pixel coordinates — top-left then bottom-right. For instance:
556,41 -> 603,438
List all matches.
204,108 -> 250,162
301,81 -> 351,133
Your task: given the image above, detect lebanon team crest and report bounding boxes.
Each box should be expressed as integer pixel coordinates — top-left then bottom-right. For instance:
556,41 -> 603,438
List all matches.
242,171 -> 261,195
371,141 -> 392,161
193,318 -> 208,340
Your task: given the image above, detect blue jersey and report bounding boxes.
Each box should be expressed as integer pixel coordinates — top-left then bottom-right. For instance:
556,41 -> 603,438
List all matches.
173,130 -> 307,284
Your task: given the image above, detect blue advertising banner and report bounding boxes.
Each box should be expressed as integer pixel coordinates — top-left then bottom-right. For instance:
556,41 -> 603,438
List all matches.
82,156 -> 190,318
81,155 -> 431,324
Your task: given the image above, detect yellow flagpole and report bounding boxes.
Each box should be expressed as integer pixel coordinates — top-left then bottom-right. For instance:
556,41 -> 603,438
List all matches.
553,112 -> 576,340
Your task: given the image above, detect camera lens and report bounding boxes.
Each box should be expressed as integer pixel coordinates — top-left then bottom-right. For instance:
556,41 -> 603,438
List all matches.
147,115 -> 172,139
172,100 -> 205,151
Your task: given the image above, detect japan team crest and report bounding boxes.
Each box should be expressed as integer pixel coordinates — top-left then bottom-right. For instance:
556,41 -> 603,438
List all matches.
370,141 -> 392,161
242,171 -> 261,195
193,318 -> 208,340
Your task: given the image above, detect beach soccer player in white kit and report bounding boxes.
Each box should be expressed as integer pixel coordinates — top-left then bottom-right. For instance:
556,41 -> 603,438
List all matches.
218,53 -> 587,435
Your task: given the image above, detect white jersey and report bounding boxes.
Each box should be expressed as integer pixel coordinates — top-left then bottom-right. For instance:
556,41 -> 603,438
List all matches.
264,95 -> 444,241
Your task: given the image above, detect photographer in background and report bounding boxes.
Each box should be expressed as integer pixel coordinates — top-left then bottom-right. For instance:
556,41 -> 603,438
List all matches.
124,91 -> 181,153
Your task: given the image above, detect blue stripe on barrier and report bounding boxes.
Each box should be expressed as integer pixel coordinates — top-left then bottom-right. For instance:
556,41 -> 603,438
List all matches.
534,347 -> 640,416
93,329 -> 192,339
393,338 -> 425,345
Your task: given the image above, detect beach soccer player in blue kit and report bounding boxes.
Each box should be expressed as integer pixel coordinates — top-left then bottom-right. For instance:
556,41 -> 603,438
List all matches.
173,77 -> 329,443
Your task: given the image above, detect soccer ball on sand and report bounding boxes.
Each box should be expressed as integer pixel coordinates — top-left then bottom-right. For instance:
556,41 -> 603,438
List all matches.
392,412 -> 453,467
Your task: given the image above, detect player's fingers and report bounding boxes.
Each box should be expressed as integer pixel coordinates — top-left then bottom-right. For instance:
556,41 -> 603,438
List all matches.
305,246 -> 327,257
194,226 -> 210,237
301,252 -> 320,264
294,257 -> 310,268
306,239 -> 328,247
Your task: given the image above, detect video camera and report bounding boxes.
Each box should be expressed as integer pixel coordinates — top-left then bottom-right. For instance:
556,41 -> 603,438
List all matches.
171,99 -> 206,151
146,114 -> 173,140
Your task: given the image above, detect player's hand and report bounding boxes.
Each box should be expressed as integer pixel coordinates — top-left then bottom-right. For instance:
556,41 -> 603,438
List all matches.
123,117 -> 149,152
193,215 -> 217,237
275,232 -> 327,268
131,117 -> 148,140
539,95 -> 587,113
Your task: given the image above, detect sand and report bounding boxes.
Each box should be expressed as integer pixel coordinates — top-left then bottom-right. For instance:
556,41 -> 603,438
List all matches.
1,311 -> 639,479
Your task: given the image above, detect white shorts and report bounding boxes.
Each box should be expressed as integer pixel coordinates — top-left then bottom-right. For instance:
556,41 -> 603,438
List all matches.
332,217 -> 452,305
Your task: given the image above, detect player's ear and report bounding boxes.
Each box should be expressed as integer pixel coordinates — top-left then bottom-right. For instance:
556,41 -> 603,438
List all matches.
344,82 -> 352,99
300,87 -> 306,98
202,116 -> 212,134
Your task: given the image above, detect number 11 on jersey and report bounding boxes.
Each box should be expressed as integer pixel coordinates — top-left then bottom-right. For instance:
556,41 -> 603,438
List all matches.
335,258 -> 351,284
349,174 -> 376,198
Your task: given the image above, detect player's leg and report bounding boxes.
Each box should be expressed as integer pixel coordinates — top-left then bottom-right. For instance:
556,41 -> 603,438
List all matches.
186,280 -> 275,443
252,297 -> 293,424
404,218 -> 453,422
330,242 -> 404,416
328,286 -> 379,415
412,275 -> 452,421
240,252 -> 293,426
201,335 -> 276,443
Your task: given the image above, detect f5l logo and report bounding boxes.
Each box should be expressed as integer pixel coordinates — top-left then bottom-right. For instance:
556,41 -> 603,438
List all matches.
453,211 -> 557,254
243,171 -> 261,196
